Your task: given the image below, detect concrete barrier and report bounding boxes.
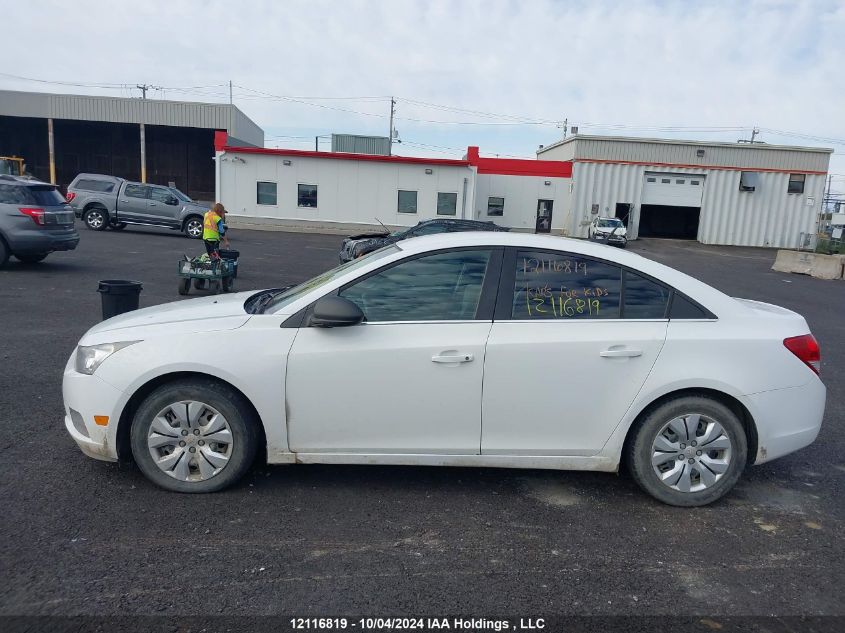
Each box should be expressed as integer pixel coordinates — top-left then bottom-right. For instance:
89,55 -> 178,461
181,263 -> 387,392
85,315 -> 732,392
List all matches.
772,250 -> 844,280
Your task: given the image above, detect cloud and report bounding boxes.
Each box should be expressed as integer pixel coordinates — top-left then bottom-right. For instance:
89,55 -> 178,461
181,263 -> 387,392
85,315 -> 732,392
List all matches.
4,0 -> 844,174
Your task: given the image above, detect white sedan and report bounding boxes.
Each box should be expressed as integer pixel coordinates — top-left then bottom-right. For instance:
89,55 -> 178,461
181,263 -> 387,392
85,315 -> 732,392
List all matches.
63,232 -> 825,506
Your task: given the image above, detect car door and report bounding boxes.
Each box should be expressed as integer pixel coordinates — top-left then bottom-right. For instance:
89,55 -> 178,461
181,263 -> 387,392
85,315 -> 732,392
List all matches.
147,186 -> 181,227
117,184 -> 151,222
286,247 -> 502,454
481,248 -> 669,456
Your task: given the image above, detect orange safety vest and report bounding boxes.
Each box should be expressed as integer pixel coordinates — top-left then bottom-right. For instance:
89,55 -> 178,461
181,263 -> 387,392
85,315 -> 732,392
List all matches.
203,211 -> 221,241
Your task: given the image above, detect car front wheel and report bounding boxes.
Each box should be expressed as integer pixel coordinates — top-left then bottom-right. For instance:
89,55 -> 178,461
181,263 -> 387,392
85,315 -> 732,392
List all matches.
130,378 -> 259,493
627,395 -> 747,506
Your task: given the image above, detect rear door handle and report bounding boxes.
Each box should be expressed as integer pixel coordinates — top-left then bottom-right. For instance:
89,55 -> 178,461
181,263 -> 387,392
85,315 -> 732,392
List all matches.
600,348 -> 643,358
432,353 -> 474,364
149,202 -> 157,206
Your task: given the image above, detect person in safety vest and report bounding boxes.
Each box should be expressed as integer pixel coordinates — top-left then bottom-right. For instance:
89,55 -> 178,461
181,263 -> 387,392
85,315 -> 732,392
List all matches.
202,203 -> 229,259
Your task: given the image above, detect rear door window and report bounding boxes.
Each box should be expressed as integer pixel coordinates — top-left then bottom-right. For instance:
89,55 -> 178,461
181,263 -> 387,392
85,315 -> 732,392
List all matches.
0,184 -> 30,204
124,184 -> 148,199
511,251 -> 622,319
622,271 -> 670,318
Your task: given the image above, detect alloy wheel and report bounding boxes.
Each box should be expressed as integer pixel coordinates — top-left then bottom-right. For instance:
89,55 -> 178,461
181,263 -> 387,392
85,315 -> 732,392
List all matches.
186,219 -> 203,238
651,414 -> 732,493
86,210 -> 105,229
146,400 -> 233,481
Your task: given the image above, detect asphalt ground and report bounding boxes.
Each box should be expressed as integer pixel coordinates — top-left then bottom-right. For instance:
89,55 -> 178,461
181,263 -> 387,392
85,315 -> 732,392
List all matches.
0,224 -> 843,625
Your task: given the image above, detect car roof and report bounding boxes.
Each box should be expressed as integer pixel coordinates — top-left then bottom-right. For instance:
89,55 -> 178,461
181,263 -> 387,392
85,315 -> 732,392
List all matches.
70,173 -> 125,183
392,231 -> 738,314
0,174 -> 54,187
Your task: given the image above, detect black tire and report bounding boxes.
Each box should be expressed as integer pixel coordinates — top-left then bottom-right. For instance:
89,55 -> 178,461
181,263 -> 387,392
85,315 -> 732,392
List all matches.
178,277 -> 190,295
110,222 -> 127,230
15,253 -> 49,263
193,278 -> 207,290
626,395 -> 747,507
222,275 -> 234,293
184,216 -> 203,239
0,237 -> 9,268
84,207 -> 109,231
130,378 -> 260,493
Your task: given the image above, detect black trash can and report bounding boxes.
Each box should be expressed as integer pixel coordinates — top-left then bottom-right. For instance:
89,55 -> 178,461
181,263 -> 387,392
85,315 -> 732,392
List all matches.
218,249 -> 239,278
97,280 -> 143,320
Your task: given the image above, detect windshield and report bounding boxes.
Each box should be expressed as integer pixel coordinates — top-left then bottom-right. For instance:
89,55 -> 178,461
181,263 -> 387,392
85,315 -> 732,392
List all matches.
597,218 -> 623,228
263,244 -> 400,313
170,188 -> 193,202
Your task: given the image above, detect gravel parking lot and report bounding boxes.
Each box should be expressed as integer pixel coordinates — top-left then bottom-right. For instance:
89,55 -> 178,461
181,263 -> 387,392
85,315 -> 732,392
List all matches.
1,225 -> 843,622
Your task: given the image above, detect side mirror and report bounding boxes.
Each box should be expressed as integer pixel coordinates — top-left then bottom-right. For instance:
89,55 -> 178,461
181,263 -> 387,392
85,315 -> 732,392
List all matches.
309,296 -> 365,328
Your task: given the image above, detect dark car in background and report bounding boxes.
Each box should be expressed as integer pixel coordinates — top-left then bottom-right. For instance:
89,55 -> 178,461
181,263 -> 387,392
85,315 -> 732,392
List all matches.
339,218 -> 509,262
0,175 -> 79,267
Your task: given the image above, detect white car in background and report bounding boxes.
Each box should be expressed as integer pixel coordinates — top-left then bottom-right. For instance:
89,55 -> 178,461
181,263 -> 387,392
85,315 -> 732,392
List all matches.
589,216 -> 628,247
63,232 -> 825,506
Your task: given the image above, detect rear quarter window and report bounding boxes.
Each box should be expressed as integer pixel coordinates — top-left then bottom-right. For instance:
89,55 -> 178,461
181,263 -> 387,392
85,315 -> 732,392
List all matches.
27,186 -> 66,206
0,184 -> 30,204
73,179 -> 116,193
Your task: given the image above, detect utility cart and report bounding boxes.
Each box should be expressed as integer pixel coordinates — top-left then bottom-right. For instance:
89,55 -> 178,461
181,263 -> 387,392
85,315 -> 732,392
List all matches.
177,256 -> 236,295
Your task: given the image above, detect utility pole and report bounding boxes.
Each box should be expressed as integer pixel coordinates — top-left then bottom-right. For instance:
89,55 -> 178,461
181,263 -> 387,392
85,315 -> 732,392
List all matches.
136,84 -> 160,99
315,136 -> 319,152
750,126 -> 759,143
229,80 -> 233,105
388,97 -> 396,156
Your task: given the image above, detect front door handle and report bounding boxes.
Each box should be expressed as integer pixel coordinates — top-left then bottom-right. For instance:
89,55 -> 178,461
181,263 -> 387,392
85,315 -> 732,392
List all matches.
600,348 -> 643,358
432,353 -> 474,364
148,202 -> 157,206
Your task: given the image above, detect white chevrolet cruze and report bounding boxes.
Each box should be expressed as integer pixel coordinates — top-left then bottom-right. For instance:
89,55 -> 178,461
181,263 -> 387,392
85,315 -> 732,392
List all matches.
63,232 -> 825,506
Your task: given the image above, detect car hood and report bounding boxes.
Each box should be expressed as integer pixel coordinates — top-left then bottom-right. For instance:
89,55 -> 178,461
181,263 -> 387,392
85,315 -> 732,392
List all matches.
182,202 -> 209,213
595,226 -> 627,235
81,291 -> 255,343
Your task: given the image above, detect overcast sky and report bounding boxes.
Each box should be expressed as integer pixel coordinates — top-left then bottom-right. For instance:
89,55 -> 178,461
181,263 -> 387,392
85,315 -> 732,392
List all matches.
4,0 -> 844,192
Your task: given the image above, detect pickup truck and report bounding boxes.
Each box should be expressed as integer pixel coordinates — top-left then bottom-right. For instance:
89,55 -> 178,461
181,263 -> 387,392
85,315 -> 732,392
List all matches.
66,174 -> 209,238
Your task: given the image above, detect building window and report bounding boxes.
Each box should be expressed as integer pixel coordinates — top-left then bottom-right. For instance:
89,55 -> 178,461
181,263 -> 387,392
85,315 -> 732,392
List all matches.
257,181 -> 277,205
487,196 -> 505,216
397,190 -> 417,213
646,177 -> 656,183
691,180 -> 700,185
661,178 -> 670,184
676,179 -> 685,184
298,184 -> 318,208
437,192 -> 458,215
788,173 -> 805,194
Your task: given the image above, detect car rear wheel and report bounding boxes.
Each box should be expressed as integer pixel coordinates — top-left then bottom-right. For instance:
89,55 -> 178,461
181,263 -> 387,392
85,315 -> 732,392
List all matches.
130,379 -> 259,493
15,253 -> 49,263
184,216 -> 203,239
84,207 -> 108,231
0,237 -> 9,268
627,395 -> 747,506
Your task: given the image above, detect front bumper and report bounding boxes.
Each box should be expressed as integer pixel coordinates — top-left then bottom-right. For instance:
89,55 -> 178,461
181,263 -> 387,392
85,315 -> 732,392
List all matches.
593,233 -> 627,245
62,358 -> 125,462
744,377 -> 826,464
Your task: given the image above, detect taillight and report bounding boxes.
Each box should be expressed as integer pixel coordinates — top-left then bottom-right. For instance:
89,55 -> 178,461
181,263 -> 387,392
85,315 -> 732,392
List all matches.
65,192 -> 76,202
784,334 -> 821,376
19,207 -> 46,226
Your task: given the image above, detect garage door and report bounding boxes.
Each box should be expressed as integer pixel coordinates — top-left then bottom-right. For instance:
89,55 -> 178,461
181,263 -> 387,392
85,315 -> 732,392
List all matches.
642,173 -> 705,207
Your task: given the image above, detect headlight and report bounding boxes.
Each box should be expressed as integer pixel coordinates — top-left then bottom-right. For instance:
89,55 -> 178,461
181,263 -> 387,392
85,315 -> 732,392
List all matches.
75,341 -> 140,375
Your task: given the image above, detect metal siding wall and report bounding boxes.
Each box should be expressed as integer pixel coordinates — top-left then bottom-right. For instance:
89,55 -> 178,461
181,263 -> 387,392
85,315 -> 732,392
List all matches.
571,138 -> 830,172
331,135 -> 391,155
573,162 -> 824,247
0,90 -> 261,137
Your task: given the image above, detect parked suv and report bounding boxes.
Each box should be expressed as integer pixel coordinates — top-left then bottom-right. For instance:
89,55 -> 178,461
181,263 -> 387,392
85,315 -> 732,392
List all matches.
66,174 -> 209,238
0,175 -> 79,267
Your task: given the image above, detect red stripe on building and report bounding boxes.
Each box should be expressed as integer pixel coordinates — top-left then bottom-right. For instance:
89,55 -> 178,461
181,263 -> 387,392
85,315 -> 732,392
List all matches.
217,132 -> 470,167
466,146 -> 573,178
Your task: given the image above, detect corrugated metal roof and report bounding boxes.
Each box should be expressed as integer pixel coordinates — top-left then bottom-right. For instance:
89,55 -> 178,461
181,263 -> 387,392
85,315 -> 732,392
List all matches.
538,134 -> 832,173
0,89 -> 264,146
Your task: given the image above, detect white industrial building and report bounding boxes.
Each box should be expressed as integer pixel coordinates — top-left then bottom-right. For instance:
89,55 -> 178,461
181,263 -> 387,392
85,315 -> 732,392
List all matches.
537,135 -> 832,247
215,131 -> 832,248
